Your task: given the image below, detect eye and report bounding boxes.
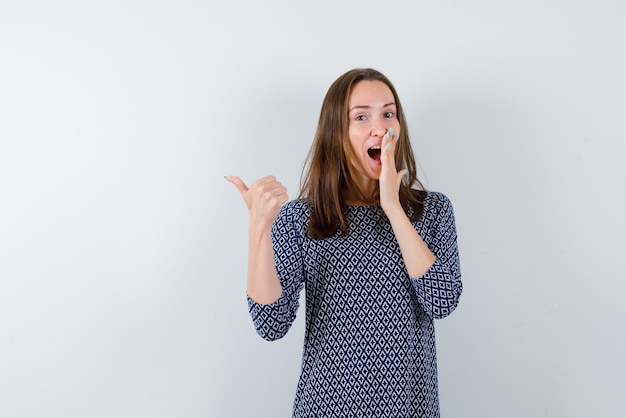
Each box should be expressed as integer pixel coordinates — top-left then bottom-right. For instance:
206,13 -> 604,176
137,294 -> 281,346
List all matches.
355,114 -> 367,121
384,112 -> 395,118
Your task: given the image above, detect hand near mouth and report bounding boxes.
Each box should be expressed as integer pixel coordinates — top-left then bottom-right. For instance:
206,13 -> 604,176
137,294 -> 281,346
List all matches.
378,128 -> 407,215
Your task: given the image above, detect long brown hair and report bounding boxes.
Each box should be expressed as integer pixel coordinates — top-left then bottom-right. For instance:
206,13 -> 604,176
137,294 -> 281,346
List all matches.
299,68 -> 426,239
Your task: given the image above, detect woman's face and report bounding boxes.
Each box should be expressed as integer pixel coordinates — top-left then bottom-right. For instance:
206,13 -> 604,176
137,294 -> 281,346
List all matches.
347,80 -> 400,193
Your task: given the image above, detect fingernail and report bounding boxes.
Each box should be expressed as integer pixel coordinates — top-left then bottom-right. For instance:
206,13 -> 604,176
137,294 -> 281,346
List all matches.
395,133 -> 399,142
224,176 -> 232,183
389,128 -> 394,136
385,143 -> 391,150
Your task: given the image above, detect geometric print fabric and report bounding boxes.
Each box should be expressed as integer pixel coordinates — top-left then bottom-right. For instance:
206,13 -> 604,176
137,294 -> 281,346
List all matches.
247,191 -> 462,418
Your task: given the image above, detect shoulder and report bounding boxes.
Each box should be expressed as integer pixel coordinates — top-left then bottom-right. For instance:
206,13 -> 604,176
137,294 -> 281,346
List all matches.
279,198 -> 311,216
424,191 -> 453,210
275,198 -> 311,229
417,191 -> 455,224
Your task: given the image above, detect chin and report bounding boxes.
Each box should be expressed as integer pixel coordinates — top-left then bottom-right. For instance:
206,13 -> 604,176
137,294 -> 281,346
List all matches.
366,169 -> 382,181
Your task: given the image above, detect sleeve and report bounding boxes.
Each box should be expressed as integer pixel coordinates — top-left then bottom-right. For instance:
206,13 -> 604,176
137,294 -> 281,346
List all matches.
246,202 -> 305,341
410,193 -> 463,319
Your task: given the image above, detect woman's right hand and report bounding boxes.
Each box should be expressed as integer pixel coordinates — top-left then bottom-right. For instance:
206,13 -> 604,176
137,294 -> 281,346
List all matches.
225,175 -> 289,231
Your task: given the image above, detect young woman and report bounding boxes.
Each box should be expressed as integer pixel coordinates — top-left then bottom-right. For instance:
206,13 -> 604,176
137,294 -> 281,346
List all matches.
226,68 -> 462,417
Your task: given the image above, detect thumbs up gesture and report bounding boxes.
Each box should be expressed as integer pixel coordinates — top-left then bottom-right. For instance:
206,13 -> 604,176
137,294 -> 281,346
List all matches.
225,175 -> 289,232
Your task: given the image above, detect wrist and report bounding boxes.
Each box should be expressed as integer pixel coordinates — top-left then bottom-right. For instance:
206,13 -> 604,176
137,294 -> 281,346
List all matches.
248,218 -> 273,238
382,202 -> 405,220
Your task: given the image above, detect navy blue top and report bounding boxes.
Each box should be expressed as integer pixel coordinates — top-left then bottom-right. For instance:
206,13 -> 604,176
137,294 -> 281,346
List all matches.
248,191 -> 462,417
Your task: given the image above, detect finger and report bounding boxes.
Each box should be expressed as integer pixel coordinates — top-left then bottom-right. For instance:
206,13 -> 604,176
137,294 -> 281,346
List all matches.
275,189 -> 289,205
381,129 -> 398,168
262,181 -> 288,195
225,175 -> 249,196
254,175 -> 277,186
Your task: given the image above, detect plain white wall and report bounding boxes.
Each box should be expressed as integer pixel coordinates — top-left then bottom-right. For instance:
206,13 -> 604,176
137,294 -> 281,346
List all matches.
1,1 -> 624,417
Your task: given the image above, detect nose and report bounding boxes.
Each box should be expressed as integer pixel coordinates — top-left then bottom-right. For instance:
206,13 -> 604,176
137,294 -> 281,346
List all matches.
372,120 -> 389,137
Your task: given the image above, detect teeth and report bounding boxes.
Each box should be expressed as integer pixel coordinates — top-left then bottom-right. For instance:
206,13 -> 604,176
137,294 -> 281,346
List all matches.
370,146 -> 381,150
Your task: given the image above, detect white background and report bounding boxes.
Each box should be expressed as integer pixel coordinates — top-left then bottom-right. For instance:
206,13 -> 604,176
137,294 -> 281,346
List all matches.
1,1 -> 624,417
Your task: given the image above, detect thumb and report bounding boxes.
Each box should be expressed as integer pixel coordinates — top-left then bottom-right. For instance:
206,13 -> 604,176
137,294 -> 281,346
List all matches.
225,175 -> 249,196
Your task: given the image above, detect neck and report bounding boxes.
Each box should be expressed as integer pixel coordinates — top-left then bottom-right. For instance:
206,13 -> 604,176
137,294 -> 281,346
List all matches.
343,185 -> 379,206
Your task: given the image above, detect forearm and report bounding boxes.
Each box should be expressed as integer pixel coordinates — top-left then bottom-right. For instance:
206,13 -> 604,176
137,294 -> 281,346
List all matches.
247,223 -> 283,304
385,206 -> 435,278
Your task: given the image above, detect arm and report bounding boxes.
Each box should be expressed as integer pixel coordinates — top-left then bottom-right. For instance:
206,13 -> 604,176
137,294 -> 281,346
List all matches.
247,223 -> 283,304
226,175 -> 286,304
409,193 -> 462,319
378,131 -> 436,278
248,203 -> 306,340
384,205 -> 436,278
378,133 -> 462,319
227,175 -> 304,340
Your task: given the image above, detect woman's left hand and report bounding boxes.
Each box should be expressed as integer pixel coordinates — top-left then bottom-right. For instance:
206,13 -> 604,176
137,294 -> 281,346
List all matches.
379,128 -> 407,214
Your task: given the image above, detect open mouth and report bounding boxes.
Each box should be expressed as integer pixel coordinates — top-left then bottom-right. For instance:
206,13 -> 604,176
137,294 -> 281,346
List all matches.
367,146 -> 382,162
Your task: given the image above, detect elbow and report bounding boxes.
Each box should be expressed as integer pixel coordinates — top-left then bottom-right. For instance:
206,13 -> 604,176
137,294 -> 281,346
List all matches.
249,306 -> 294,341
247,291 -> 300,342
430,302 -> 459,319
255,326 -> 289,342
430,284 -> 462,320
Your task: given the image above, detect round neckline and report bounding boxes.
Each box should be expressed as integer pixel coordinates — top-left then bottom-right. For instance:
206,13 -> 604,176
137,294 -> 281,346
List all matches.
345,203 -> 382,211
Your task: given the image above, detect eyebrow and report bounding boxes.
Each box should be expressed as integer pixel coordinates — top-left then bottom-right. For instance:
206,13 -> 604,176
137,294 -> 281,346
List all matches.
349,102 -> 396,112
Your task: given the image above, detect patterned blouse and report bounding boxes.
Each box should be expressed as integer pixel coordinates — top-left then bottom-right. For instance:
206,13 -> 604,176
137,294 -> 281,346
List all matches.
247,191 -> 462,417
